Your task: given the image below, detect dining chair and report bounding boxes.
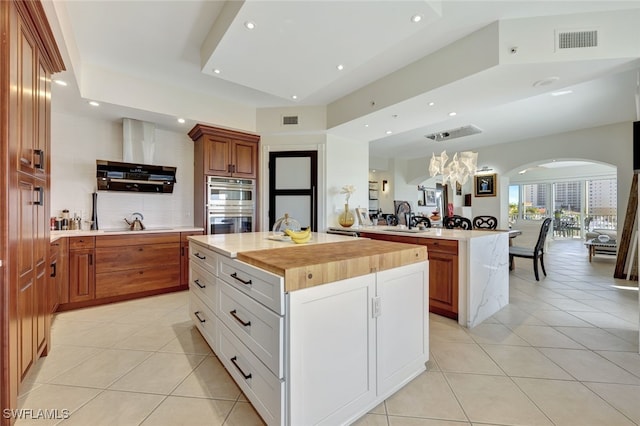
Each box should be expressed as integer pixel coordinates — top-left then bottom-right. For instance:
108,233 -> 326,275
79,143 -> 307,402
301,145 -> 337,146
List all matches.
412,216 -> 432,228
443,215 -> 472,230
508,217 -> 552,281
472,215 -> 498,230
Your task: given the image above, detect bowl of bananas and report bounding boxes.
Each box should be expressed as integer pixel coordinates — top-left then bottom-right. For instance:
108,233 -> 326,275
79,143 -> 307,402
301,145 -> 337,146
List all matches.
284,227 -> 312,244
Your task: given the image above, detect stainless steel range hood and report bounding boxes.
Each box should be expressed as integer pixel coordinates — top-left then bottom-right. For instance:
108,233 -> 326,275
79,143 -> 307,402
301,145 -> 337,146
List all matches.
96,160 -> 176,193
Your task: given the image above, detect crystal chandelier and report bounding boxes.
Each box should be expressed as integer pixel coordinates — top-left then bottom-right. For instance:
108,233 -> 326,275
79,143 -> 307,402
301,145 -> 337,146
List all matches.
428,150 -> 478,185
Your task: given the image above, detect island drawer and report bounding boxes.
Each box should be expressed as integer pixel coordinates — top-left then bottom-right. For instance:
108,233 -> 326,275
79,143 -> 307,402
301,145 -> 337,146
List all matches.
189,261 -> 218,310
423,238 -> 458,255
190,292 -> 217,352
190,242 -> 218,276
219,283 -> 284,378
217,321 -> 283,426
218,257 -> 285,315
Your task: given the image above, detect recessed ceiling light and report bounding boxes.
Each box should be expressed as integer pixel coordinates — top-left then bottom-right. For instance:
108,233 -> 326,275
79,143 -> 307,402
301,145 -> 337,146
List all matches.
291,95 -> 298,100
385,130 -> 392,135
53,79 -> 67,86
213,69 -> 221,74
364,124 -> 369,127
88,101 -> 100,107
410,14 -> 422,23
448,112 -> 457,116
533,76 -> 560,87
244,21 -> 256,30
177,118 -> 185,124
428,102 -> 435,106
336,64 -> 344,71
551,90 -> 573,97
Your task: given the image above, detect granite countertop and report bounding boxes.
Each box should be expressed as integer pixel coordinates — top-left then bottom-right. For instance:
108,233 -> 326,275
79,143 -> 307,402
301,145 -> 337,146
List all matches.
50,227 -> 204,242
330,225 -> 508,241
188,231 -> 361,258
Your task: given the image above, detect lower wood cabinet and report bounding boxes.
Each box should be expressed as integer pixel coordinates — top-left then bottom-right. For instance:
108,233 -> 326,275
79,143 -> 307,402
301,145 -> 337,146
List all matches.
68,237 -> 96,303
95,233 -> 180,299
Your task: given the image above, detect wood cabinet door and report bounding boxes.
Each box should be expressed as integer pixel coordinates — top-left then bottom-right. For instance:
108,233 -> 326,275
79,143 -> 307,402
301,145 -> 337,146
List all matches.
35,263 -> 47,354
18,275 -> 35,379
15,16 -> 38,176
204,136 -> 232,176
69,248 -> 95,302
231,140 -> 258,179
180,242 -> 189,287
427,251 -> 458,318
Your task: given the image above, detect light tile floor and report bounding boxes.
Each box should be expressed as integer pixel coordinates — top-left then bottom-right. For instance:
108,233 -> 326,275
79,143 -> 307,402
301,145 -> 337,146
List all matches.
16,239 -> 640,425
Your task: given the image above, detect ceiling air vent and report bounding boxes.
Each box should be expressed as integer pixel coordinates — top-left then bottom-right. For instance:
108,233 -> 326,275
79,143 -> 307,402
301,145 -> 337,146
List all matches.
282,115 -> 299,125
425,125 -> 482,142
557,29 -> 598,49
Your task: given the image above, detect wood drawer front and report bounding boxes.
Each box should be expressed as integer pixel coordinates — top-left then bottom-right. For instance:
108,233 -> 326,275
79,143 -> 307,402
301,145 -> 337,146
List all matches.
190,292 -> 217,352
219,283 -> 284,378
95,265 -> 179,298
95,243 -> 179,273
219,257 -> 284,315
423,238 -> 458,255
96,232 -> 180,247
190,242 -> 218,276
218,321 -> 283,426
69,236 -> 95,250
189,261 -> 218,311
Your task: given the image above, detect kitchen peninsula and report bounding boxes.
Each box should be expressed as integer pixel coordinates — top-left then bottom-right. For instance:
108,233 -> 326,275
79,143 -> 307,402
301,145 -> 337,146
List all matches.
354,226 -> 509,328
188,232 -> 429,426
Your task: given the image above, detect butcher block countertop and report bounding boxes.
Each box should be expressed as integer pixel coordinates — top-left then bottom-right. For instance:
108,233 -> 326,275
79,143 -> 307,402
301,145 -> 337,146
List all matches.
241,239 -> 426,291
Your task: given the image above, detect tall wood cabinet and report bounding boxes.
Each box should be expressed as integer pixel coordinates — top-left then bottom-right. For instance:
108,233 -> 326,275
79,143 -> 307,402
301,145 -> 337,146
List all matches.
1,0 -> 65,420
188,124 -> 260,231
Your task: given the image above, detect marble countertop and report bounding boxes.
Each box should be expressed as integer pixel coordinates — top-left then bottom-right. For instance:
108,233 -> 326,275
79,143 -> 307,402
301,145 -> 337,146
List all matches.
329,225 -> 507,241
50,227 -> 204,242
189,231 -> 360,258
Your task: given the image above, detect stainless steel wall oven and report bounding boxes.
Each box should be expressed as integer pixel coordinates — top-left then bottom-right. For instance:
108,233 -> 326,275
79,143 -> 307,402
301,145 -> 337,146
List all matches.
207,177 -> 255,234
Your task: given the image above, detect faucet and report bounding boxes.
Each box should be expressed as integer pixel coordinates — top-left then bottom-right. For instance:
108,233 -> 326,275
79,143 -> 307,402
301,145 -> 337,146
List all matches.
405,212 -> 414,229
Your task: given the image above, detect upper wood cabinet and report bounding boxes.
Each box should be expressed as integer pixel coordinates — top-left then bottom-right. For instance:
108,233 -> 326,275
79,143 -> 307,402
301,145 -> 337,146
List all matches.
189,124 -> 260,179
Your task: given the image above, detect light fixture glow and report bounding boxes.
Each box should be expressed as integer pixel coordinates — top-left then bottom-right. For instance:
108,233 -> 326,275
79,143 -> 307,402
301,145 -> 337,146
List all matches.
213,69 -> 221,74
177,118 -> 185,124
291,95 -> 298,100
429,150 -> 478,186
364,124 -> 369,127
385,130 -> 392,135
551,90 -> 573,97
336,64 -> 344,71
428,102 -> 435,106
53,79 -> 67,86
448,112 -> 457,116
410,14 -> 422,23
88,101 -> 100,107
244,21 -> 256,30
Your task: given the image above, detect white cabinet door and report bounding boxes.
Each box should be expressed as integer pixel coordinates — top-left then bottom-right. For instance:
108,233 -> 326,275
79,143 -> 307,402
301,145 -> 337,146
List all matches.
288,274 -> 376,426
376,261 -> 429,396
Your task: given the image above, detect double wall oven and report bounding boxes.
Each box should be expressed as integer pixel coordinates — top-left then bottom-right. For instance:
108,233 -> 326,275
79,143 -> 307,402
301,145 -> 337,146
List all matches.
207,177 -> 255,234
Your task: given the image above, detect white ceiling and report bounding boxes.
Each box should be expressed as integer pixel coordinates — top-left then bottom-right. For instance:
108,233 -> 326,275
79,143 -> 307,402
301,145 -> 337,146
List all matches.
45,0 -> 640,162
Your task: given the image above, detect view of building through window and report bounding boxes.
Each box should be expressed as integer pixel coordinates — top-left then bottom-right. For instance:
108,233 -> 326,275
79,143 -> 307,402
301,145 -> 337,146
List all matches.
509,178 -> 617,236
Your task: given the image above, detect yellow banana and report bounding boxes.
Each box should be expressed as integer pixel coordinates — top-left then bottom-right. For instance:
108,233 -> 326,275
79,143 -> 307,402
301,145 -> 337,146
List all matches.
285,228 -> 311,239
291,233 -> 312,244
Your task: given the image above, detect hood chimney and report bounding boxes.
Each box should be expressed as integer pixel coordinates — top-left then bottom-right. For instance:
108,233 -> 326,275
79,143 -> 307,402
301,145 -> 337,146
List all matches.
123,118 -> 156,164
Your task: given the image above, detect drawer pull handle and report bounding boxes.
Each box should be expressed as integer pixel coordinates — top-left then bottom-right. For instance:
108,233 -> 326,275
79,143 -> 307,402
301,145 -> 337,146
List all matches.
194,253 -> 206,260
230,272 -> 252,285
194,279 -> 205,289
230,309 -> 251,327
194,311 -> 206,323
230,356 -> 252,380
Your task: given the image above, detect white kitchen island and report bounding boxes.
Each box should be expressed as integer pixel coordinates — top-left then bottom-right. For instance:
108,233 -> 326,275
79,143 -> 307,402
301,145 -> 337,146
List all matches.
188,232 -> 429,426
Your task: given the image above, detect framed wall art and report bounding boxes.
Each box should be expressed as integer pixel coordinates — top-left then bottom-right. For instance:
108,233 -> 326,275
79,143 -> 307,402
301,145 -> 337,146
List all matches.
474,174 -> 497,197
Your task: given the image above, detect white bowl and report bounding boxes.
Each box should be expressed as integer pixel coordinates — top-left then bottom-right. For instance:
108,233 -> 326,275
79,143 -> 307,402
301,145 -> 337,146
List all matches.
597,234 -> 610,243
